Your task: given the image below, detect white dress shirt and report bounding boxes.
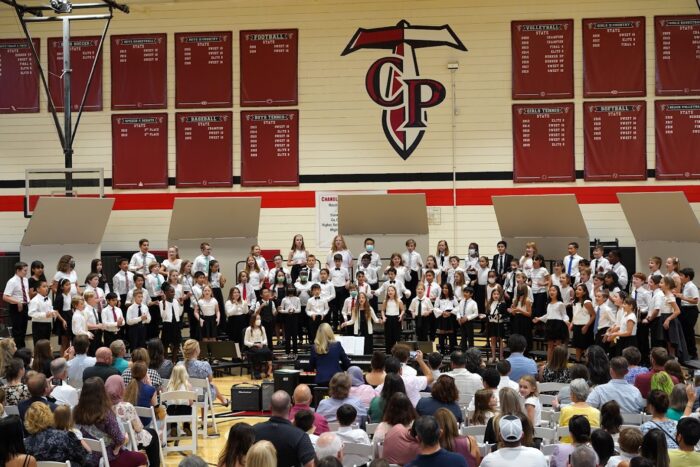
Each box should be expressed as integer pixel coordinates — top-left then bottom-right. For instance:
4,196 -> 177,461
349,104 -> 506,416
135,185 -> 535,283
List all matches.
374,279 -> 410,300
129,251 -> 156,274
306,296 -> 329,318
28,294 -> 53,322
193,254 -> 215,275
4,274 -> 29,303
102,305 -> 124,332
458,298 -> 479,322
72,310 -> 91,337
563,254 -> 584,278
125,287 -> 151,306
160,299 -> 183,323
612,262 -> 629,289
329,267 -> 350,287
224,300 -> 248,317
112,270 -> 134,296
127,303 -> 151,325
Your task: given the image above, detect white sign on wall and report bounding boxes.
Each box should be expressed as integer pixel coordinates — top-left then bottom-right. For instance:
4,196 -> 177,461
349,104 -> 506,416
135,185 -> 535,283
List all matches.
316,190 -> 386,248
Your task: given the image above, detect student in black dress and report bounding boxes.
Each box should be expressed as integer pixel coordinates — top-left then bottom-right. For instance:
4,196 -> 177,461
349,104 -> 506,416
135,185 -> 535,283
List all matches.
91,258 -> 110,294
486,286 -> 507,361
54,278 -> 73,354
340,291 -> 381,354
255,288 -> 277,348
27,260 -> 46,300
435,283 -> 458,354
159,283 -> 182,363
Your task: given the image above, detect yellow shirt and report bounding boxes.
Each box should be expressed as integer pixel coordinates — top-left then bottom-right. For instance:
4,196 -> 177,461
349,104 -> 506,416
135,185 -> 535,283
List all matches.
558,404 -> 601,443
669,450 -> 700,467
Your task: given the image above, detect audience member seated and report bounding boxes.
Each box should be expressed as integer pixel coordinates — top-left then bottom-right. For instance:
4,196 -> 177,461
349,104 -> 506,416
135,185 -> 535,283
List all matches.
181,339 -> 229,406
106,374 -> 160,467
373,392 -> 417,445
290,384 -> 329,435
82,346 -> 120,382
558,379 -> 600,443
428,352 -> 444,383
484,387 -> 527,446
669,417 -> 700,467
416,374 -> 463,423
549,415 -> 591,467
369,373 -> 405,423
591,429 -> 616,467
622,347 -> 649,385
468,368 -> 501,412
606,427 -> 643,467
641,428 -> 671,467
253,390 -> 315,467
376,353 -> 433,406
634,348 -> 679,399
568,446 -> 599,467
553,364 -> 589,408
49,357 -> 79,408
364,351 -> 386,388
23,402 -> 88,466
641,390 -> 679,449
496,360 -> 520,391
74,376 -> 148,467
30,340 -> 52,378
123,347 -> 163,390
0,338 -> 17,380
65,335 -> 96,389
110,339 -> 129,374
664,360 -> 685,387
586,346 -> 611,387
404,415 -> 465,467
308,323 -> 351,386
18,373 -> 56,422
393,343 -> 418,377
667,383 -> 695,421
445,350 -> 483,396
246,440 -> 278,467
469,389 -> 497,425
0,415 -> 37,467
505,336 -> 536,382
148,338 -> 174,379
480,415 -> 546,467
294,410 -> 319,446
539,345 -> 570,383
587,357 -> 645,413
124,361 -> 157,426
348,366 -> 377,408
334,404 -> 370,445
600,400 -> 623,441
2,358 -> 29,405
217,422 -> 255,467
434,408 -> 480,467
315,432 -> 344,463
317,372 -> 367,424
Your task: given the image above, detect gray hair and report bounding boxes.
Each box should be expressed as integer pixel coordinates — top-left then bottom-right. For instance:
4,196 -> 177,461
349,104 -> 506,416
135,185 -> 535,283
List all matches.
316,432 -> 343,460
569,378 -> 590,402
464,347 -> 483,372
50,357 -> 67,377
178,455 -> 208,467
569,445 -> 598,467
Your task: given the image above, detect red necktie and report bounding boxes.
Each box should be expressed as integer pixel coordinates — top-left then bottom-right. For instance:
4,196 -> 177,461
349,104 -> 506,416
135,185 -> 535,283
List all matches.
20,279 -> 27,303
125,271 -> 130,291
427,284 -> 431,299
112,307 -> 117,321
351,298 -> 355,309
243,286 -> 247,301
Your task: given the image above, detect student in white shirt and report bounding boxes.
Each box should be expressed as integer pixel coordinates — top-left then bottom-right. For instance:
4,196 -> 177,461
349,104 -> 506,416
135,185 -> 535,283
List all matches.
329,254 -> 350,330
665,257 -> 682,292
144,262 -> 164,339
435,239 -> 450,284
605,295 -> 638,356
564,242 -> 584,280
410,282 -> 434,342
559,274 -> 575,316
374,267 -> 411,302
357,255 -> 378,288
570,284 -> 596,363
299,254 -> 320,283
193,242 -> 215,275
71,295 -> 93,340
101,292 -> 124,347
384,253 -> 409,288
129,238 -> 156,275
508,283 -> 533,353
519,242 -> 537,280
358,237 -> 382,270
340,291 -> 380,355
434,283 -> 458,355
208,260 -> 226,330
306,283 -> 328,344
354,271 -> 372,301
317,268 -> 337,304
608,249 -> 629,290
52,255 -> 80,297
487,287 -> 507,361
549,261 -> 564,289
452,270 -> 467,301
280,287 -> 302,356
159,245 -> 182,276
340,283 -> 359,331
474,256 -> 491,315
631,272 -> 653,361
250,244 -> 270,277
676,268 -> 699,360
126,289 -> 151,350
381,285 -> 405,353
28,279 -> 57,343
445,255 -> 464,289
224,286 -> 248,345
112,258 -> 134,311
645,275 -> 686,361
83,290 -> 104,355
457,286 -> 481,350
244,255 -> 265,300
84,273 -> 107,309
503,259 -> 520,304
325,234 -> 353,270
54,278 -> 74,353
402,238 -> 423,298
195,285 -> 220,342
464,242 -> 480,283
125,273 -> 152,307
591,245 -> 611,275
335,404 -> 370,445
533,285 -> 570,362
3,261 -> 30,349
648,256 -> 664,279
287,233 -> 308,284
592,289 -> 616,352
244,315 -> 273,379
530,254 -> 550,320
294,270 -> 314,336
236,270 -> 257,311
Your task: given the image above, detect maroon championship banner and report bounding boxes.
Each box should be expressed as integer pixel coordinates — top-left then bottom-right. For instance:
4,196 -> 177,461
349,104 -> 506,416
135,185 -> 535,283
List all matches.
175,111 -> 232,187
583,17 -> 646,98
240,29 -> 298,106
175,32 -> 232,109
656,101 -> 700,180
584,101 -> 646,181
0,38 -> 40,113
511,20 -> 574,100
512,104 -> 574,183
655,16 -> 700,96
112,114 -> 168,189
48,36 -> 103,111
241,110 -> 299,186
111,34 -> 167,110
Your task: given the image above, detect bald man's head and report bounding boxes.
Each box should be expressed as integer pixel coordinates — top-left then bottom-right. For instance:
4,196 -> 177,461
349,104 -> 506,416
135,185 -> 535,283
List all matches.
293,384 -> 312,405
95,347 -> 112,364
270,390 -> 291,416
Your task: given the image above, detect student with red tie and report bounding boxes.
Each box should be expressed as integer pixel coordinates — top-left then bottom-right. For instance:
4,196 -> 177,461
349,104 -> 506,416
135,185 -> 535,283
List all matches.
101,292 -> 124,347
3,261 -> 30,349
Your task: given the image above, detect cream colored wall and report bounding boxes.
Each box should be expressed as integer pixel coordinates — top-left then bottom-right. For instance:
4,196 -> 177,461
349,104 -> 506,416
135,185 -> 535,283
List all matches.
0,0 -> 699,260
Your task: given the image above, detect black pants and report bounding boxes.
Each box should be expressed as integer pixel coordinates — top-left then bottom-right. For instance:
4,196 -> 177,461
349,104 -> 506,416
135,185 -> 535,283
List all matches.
103,331 -> 119,347
9,304 -> 28,349
331,287 -> 347,329
141,427 -> 160,467
128,324 -> 146,350
438,332 -> 457,354
89,330 -> 103,356
680,306 -> 699,359
461,322 -> 474,350
385,315 -> 401,352
637,313 -> 651,365
32,322 -> 52,344
283,314 -> 299,353
147,302 -> 161,340
227,315 -> 248,344
309,315 -> 322,344
415,315 -> 428,342
185,298 -> 201,341
262,320 -> 274,348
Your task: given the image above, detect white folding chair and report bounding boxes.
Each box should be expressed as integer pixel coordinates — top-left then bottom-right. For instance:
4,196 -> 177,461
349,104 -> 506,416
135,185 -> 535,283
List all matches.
621,424 -> 643,431
342,442 -> 373,467
119,421 -> 138,451
366,422 -> 379,437
538,382 -> 567,393
534,426 -> 557,445
83,438 -> 110,467
461,424 -> 486,442
478,443 -> 494,457
161,391 -> 198,457
36,462 -> 71,467
622,413 -> 650,425
134,405 -> 164,465
556,425 -> 570,439
458,393 -> 474,404
539,394 -> 557,407
328,421 -> 340,431
5,405 -> 19,416
541,444 -> 560,456
541,408 -> 558,427
190,377 -> 219,437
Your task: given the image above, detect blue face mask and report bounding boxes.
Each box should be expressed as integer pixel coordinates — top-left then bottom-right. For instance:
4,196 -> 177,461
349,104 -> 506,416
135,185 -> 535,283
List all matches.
366,245 -> 374,252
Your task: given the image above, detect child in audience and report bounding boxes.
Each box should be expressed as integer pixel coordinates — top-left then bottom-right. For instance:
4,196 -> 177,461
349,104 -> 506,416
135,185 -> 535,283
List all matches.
335,404 -> 370,445
519,375 -> 542,427
469,389 -> 497,425
54,404 -> 91,452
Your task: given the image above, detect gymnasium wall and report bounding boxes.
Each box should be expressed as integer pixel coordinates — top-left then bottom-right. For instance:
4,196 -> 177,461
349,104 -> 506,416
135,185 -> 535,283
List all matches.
0,0 -> 699,261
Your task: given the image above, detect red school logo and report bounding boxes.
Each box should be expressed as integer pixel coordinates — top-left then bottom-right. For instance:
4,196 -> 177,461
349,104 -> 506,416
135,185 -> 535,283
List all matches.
342,20 -> 467,160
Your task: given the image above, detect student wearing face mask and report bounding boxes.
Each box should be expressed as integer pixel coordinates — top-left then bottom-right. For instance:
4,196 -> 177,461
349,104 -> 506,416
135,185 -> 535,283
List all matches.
341,284 -> 360,336
295,270 -> 313,343
244,314 -> 273,379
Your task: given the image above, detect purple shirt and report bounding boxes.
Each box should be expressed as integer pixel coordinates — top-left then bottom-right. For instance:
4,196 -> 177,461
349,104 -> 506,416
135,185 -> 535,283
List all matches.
316,396 -> 367,424
289,403 -> 329,435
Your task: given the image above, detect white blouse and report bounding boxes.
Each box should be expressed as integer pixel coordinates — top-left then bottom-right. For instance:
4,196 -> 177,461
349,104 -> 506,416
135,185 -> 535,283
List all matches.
197,298 -> 218,316
539,302 -> 569,322
384,300 -> 401,317
572,300 -> 593,325
225,300 -> 248,317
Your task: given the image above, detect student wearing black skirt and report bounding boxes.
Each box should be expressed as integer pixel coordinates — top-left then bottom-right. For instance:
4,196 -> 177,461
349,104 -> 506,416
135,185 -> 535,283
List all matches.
533,285 -> 569,363
54,278 -> 74,354
435,283 -> 458,354
571,284 -> 596,363
604,295 -> 638,356
195,285 -> 220,343
340,291 -> 381,354
508,283 -> 533,353
486,286 -> 507,361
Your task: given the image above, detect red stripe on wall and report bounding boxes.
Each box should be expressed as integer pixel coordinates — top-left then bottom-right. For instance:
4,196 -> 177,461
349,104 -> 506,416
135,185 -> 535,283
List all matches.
0,185 -> 699,212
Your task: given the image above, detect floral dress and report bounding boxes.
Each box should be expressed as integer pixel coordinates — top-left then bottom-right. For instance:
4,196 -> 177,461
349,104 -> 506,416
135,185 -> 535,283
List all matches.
2,383 -> 29,405
113,401 -> 153,447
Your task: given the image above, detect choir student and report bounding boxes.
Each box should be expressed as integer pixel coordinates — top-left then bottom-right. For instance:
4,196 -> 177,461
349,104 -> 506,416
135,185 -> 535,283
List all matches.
533,285 -> 569,362
341,291 -> 380,354
287,234 -> 308,283
434,283 -> 458,354
160,283 -> 183,363
225,286 -> 248,344
381,285 -> 404,352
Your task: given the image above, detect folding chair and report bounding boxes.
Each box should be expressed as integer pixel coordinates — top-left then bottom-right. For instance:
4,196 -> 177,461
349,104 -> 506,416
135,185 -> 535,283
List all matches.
458,393 -> 474,404
161,391 -> 198,457
134,405 -> 164,465
342,442 -> 373,467
461,425 -> 486,442
541,408 -> 558,427
478,443 -> 494,457
328,421 -> 340,431
366,422 -> 379,437
190,377 -> 219,437
83,438 -> 110,467
119,421 -> 138,451
556,425 -> 570,439
538,382 -> 567,393
541,444 -> 560,456
539,394 -> 557,407
36,463 -> 71,467
534,426 -> 557,445
622,413 -> 650,425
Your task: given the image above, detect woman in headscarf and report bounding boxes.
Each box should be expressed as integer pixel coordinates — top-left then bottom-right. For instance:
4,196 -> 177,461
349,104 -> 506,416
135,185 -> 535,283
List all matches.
347,366 -> 377,408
